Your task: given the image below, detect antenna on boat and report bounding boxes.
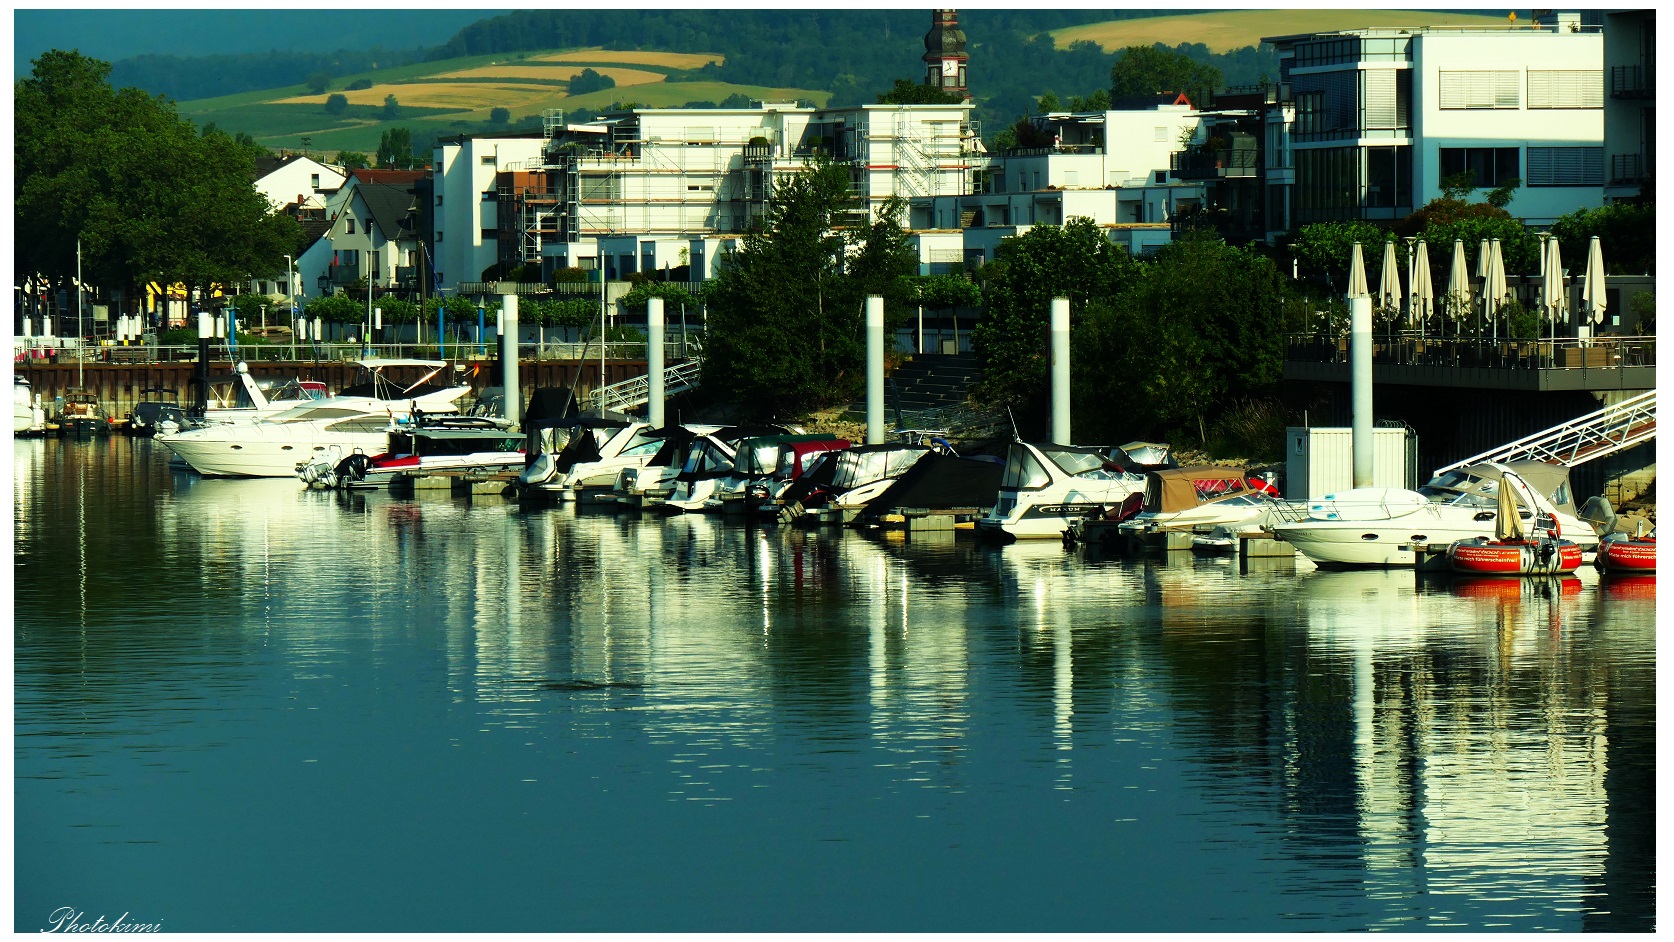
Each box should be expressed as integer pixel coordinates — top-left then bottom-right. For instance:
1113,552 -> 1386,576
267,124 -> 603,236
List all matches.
1006,406 -> 1019,440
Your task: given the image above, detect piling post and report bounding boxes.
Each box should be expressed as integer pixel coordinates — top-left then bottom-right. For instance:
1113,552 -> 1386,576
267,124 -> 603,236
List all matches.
1050,296 -> 1070,445
1350,294 -> 1373,488
647,296 -> 665,428
867,295 -> 884,444
499,286 -> 521,428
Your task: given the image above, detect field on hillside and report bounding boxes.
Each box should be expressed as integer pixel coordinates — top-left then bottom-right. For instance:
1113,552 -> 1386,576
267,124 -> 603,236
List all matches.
177,46 -> 819,153
1053,9 -> 1513,53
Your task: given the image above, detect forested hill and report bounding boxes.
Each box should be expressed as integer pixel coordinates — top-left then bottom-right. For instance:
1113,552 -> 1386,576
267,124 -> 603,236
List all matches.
105,9 -> 1279,134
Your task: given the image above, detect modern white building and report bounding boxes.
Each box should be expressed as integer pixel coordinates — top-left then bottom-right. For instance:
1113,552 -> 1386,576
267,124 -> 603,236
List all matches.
1266,17 -> 1606,229
905,100 -> 1210,270
320,178 -> 425,299
1599,9 -> 1654,204
431,133 -> 549,291
522,101 -> 986,280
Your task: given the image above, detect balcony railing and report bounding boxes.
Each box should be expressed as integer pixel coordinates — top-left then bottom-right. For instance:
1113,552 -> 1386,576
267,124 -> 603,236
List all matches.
1610,65 -> 1653,98
1286,332 -> 1656,372
1610,153 -> 1646,185
328,266 -> 361,286
1171,149 -> 1259,178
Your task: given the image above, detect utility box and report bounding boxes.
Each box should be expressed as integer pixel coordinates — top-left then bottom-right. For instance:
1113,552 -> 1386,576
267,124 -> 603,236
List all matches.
1285,427 -> 1416,500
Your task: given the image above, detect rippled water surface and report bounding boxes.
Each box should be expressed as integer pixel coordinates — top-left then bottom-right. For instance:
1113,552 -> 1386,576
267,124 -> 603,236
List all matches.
13,438 -> 1656,932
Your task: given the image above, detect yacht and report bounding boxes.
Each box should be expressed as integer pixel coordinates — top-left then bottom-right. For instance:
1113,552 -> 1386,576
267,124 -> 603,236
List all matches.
158,359 -> 470,477
975,440 -> 1148,541
1270,460 -> 1599,568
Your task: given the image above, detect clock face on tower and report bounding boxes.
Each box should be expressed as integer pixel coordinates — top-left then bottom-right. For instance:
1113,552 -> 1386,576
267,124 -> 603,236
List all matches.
942,58 -> 959,78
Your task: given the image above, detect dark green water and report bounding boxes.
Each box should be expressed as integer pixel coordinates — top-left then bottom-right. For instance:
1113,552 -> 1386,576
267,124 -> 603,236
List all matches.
13,437 -> 1656,932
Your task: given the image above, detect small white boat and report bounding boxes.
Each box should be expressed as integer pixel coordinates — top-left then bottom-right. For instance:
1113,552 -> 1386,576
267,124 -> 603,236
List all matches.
299,415 -> 523,490
975,440 -> 1147,541
617,424 -> 797,509
13,375 -> 45,436
776,441 -> 935,524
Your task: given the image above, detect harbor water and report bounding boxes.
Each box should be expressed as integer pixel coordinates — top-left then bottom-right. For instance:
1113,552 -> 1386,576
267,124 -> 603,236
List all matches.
13,437 -> 1656,932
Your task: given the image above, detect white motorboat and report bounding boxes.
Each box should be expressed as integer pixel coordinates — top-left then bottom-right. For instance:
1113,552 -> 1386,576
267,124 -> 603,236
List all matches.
616,424 -> 796,509
1067,465 -> 1275,549
513,417 -> 658,502
13,375 -> 45,435
704,434 -> 851,515
1270,460 -> 1598,568
775,442 -> 935,523
298,415 -> 523,490
158,359 -> 470,477
975,440 -> 1147,541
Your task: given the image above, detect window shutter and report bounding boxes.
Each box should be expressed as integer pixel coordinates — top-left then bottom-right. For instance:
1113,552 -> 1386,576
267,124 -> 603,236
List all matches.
1527,147 -> 1604,186
1440,71 -> 1520,109
1364,69 -> 1397,128
1528,70 -> 1604,108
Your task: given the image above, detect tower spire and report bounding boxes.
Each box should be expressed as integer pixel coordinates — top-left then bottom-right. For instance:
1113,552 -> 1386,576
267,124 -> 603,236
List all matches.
922,9 -> 969,101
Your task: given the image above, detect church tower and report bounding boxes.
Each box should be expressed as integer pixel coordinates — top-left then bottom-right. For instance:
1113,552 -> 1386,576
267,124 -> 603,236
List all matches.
922,9 -> 969,101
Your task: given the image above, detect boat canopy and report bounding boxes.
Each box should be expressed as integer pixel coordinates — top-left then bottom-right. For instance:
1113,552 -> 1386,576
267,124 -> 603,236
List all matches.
1144,466 -> 1249,514
858,453 -> 1004,519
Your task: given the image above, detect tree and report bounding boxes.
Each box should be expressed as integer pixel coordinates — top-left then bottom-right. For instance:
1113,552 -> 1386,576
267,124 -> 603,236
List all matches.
1074,233 -> 1287,445
970,216 -> 1137,411
875,78 -> 964,105
375,128 -> 414,169
567,68 -> 616,96
345,79 -> 373,91
323,92 -> 348,115
1287,220 -> 1390,294
382,94 -> 400,119
1109,44 -> 1222,106
1549,202 -> 1657,277
1068,89 -> 1110,111
15,50 -> 300,316
304,70 -> 332,95
335,151 -> 370,170
489,106 -> 511,124
702,155 -> 916,418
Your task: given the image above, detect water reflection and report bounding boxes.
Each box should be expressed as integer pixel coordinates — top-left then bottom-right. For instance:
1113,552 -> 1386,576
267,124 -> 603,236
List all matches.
12,439 -> 1655,931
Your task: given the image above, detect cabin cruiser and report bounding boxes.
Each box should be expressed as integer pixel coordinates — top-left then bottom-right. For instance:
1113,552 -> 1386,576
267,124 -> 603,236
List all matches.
513,416 -> 651,502
13,375 -> 45,435
689,434 -> 850,515
975,440 -> 1149,541
154,362 -> 328,435
849,451 -> 1005,528
1270,460 -> 1599,568
54,389 -> 112,438
158,359 -> 470,477
776,441 -> 938,523
616,424 -> 796,510
298,415 -> 522,490
1084,466 -> 1280,550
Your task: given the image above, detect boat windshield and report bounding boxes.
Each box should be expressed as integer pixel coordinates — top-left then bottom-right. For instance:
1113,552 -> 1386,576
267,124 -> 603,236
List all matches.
831,447 -> 926,490
1420,469 -> 1499,508
738,442 -> 785,477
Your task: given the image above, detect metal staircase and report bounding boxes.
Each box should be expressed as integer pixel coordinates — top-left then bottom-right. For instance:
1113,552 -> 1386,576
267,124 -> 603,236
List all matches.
585,358 -> 702,413
1434,389 -> 1656,476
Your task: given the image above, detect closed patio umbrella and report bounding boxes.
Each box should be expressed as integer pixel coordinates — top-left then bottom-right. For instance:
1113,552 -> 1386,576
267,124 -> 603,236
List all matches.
1543,237 -> 1566,343
1347,242 -> 1369,298
1412,240 -> 1434,335
1447,239 -> 1471,338
1487,239 -> 1508,342
1377,240 -> 1401,322
1580,235 -> 1607,337
1476,237 -> 1492,339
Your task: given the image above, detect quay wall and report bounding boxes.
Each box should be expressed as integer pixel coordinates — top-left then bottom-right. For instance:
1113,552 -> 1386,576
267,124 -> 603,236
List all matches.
13,359 -> 657,420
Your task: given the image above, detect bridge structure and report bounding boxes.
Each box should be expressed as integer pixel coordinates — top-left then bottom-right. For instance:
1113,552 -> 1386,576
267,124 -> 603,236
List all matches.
1434,389 -> 1656,477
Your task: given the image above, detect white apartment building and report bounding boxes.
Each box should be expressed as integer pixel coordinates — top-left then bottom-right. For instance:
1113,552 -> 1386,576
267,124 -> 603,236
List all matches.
906,102 -> 1209,270
448,102 -> 985,282
321,179 -> 424,297
1267,17 -> 1606,229
431,133 -> 549,290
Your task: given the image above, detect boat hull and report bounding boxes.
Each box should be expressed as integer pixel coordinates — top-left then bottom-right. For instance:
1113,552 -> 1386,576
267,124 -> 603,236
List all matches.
1446,538 -> 1583,576
163,428 -> 389,477
1595,538 -> 1656,574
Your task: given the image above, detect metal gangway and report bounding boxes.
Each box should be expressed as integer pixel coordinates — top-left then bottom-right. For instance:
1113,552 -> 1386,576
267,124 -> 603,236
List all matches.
585,358 -> 703,413
1433,389 -> 1656,477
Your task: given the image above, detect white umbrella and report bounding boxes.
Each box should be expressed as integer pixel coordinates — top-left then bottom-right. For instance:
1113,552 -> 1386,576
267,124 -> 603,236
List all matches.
1377,240 -> 1401,319
1347,242 -> 1368,298
1447,239 -> 1471,335
1487,239 -> 1508,342
1543,237 -> 1566,342
1581,234 -> 1607,332
1412,240 -> 1434,334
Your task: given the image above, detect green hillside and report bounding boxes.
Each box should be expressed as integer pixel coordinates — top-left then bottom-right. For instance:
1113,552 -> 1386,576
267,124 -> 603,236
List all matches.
176,47 -> 827,153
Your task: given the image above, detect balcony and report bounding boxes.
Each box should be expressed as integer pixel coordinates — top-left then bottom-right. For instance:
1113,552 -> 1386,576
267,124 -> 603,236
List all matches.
1284,332 -> 1657,392
1171,149 -> 1258,179
1610,153 -> 1646,185
1610,65 -> 1653,99
328,265 -> 361,286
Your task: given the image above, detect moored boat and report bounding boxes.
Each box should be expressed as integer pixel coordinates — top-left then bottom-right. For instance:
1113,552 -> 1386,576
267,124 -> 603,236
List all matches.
1595,529 -> 1656,575
1444,469 -> 1582,576
54,389 -> 113,438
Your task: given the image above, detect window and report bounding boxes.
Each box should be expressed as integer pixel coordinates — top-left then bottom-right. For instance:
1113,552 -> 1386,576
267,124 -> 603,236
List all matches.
1527,71 -> 1604,109
436,195 -> 444,206
1364,145 -> 1412,211
482,228 -> 497,241
437,231 -> 443,242
1154,126 -> 1166,142
580,174 -> 619,199
1439,71 -> 1520,109
1063,170 -> 1078,186
310,174 -> 321,189
1153,170 -> 1167,184
482,190 -> 495,201
480,154 -> 496,165
1526,147 -> 1604,186
345,218 -> 355,234
1439,147 -> 1520,187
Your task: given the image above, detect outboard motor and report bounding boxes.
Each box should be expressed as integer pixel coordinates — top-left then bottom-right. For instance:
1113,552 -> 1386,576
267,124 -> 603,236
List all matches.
332,452 -> 373,489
